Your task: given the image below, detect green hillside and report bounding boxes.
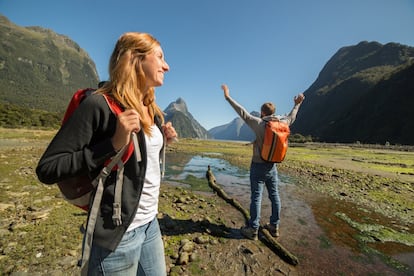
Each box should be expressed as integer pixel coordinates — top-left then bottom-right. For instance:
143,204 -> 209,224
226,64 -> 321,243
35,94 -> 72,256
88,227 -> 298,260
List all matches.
291,41 -> 414,145
0,15 -> 99,113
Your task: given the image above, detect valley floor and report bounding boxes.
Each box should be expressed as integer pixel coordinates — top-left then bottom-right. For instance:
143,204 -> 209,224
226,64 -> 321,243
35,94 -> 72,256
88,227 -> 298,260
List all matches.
0,132 -> 413,275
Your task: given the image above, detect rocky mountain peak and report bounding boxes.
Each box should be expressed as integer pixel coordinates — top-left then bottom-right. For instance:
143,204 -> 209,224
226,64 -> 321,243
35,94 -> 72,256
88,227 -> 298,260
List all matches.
164,98 -> 211,139
165,97 -> 189,115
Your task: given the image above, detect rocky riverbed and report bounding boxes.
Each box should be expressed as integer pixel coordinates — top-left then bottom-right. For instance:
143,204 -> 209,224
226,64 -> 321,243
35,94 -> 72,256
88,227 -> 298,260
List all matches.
0,133 -> 413,275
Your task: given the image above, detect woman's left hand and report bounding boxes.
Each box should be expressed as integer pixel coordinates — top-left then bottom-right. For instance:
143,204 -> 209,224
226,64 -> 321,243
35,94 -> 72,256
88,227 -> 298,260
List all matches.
162,122 -> 178,144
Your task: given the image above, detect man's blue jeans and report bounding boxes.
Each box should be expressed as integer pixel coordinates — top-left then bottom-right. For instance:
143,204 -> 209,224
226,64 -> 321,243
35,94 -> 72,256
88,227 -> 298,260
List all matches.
248,161 -> 281,229
88,217 -> 166,276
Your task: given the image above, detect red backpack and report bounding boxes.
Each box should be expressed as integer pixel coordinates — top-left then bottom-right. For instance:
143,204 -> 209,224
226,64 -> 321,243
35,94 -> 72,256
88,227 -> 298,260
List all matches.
260,119 -> 290,163
57,88 -> 135,212
57,88 -> 143,274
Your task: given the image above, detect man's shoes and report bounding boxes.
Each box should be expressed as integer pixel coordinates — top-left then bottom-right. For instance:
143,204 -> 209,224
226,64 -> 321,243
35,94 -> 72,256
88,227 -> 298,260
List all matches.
265,223 -> 280,238
240,225 -> 258,240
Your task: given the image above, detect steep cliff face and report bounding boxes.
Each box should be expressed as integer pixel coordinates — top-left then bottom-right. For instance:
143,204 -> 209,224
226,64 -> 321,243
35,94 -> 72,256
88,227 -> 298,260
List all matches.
316,62 -> 414,145
0,15 -> 99,112
290,41 -> 414,144
208,41 -> 414,145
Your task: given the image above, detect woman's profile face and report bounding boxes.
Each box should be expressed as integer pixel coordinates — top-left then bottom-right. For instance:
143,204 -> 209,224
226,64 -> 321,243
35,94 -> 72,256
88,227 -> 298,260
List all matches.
141,45 -> 169,87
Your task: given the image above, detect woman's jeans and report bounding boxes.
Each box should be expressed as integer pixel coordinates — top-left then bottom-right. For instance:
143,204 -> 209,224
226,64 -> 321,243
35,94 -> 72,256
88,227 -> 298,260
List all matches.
88,217 -> 166,276
248,161 -> 281,229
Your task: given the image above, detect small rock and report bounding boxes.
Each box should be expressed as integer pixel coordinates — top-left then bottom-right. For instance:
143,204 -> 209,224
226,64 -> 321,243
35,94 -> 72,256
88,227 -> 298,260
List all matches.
175,197 -> 186,204
189,252 -> 198,262
0,229 -> 10,239
67,250 -> 78,257
0,203 -> 14,211
59,256 -> 78,266
180,241 -> 194,252
24,210 -> 50,221
170,252 -> 179,260
194,235 -> 209,244
210,239 -> 219,245
177,252 -> 190,265
180,238 -> 190,245
170,265 -> 183,275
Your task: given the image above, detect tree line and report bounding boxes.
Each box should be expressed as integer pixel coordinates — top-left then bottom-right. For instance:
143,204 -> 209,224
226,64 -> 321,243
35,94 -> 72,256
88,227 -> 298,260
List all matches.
0,102 -> 61,129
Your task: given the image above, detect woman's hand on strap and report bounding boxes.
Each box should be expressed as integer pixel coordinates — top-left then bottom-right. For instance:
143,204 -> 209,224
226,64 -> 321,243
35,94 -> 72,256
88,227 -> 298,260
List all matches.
111,109 -> 141,152
162,121 -> 178,144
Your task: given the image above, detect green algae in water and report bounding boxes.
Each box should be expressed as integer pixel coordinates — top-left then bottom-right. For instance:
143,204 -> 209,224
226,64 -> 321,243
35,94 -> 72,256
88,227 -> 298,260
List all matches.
335,212 -> 414,246
317,234 -> 332,249
335,212 -> 413,272
177,174 -> 212,192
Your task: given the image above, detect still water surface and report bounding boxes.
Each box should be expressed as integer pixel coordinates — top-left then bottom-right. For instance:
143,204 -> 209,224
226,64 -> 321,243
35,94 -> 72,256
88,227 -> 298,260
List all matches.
164,153 -> 414,275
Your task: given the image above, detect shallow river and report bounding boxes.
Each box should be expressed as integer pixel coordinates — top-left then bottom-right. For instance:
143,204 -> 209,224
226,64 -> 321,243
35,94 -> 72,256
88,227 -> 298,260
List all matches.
164,153 -> 414,275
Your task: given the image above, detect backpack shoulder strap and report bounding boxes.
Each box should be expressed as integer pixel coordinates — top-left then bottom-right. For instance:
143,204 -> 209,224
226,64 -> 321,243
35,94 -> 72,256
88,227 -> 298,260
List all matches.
100,94 -> 137,165
102,94 -> 123,115
263,116 -> 280,123
80,145 -> 127,275
101,94 -> 141,161
62,88 -> 95,124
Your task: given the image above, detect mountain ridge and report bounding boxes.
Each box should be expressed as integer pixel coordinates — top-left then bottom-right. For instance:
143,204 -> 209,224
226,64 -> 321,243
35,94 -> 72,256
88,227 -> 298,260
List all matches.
0,14 -> 99,112
210,41 -> 414,145
291,41 -> 414,144
1,14 -> 414,144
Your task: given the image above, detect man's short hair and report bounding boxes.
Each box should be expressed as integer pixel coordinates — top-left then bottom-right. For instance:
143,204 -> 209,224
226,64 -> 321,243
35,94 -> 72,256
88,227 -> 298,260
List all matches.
261,102 -> 275,116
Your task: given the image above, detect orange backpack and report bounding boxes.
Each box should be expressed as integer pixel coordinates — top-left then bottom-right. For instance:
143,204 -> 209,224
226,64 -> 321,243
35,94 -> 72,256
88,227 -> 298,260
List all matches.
260,119 -> 290,163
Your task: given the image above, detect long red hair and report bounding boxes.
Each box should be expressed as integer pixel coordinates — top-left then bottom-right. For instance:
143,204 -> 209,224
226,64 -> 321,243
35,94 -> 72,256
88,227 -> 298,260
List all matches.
96,32 -> 164,134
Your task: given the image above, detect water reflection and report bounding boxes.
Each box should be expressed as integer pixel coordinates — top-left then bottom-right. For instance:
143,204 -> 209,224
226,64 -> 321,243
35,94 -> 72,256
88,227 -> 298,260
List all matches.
164,152 -> 414,274
180,155 -> 246,178
165,154 -> 300,199
166,154 -> 250,198
166,155 -> 289,187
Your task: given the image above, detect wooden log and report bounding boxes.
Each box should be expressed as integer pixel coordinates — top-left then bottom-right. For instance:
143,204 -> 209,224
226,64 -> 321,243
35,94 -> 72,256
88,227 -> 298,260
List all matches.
206,165 -> 299,266
206,166 -> 250,222
261,227 -> 299,265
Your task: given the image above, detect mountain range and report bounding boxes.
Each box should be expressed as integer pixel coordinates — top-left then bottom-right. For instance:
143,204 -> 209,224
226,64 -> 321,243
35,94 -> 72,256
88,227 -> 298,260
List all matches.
1,14 -> 413,145
211,41 -> 414,145
208,112 -> 257,141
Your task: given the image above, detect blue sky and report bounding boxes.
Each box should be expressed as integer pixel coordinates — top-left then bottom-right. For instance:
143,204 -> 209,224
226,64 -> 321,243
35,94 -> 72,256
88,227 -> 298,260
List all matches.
1,0 -> 413,130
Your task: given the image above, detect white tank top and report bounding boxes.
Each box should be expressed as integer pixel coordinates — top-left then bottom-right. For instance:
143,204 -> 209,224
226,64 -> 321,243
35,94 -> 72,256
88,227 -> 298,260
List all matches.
127,125 -> 163,231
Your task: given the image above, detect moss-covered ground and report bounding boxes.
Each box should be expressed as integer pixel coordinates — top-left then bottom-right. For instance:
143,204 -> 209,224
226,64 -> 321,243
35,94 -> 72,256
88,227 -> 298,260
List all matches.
0,129 -> 413,275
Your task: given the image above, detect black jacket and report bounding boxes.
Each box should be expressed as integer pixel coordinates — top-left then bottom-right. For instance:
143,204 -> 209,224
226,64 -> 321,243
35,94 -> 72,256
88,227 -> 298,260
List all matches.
36,94 -> 163,251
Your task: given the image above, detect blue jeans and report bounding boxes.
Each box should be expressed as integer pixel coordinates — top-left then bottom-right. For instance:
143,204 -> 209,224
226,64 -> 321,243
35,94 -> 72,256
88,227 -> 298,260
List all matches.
248,162 -> 280,229
88,217 -> 166,276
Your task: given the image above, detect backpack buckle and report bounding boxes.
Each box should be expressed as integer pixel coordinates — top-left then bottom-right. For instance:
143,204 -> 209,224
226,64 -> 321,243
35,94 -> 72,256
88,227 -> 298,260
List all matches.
112,203 -> 122,226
